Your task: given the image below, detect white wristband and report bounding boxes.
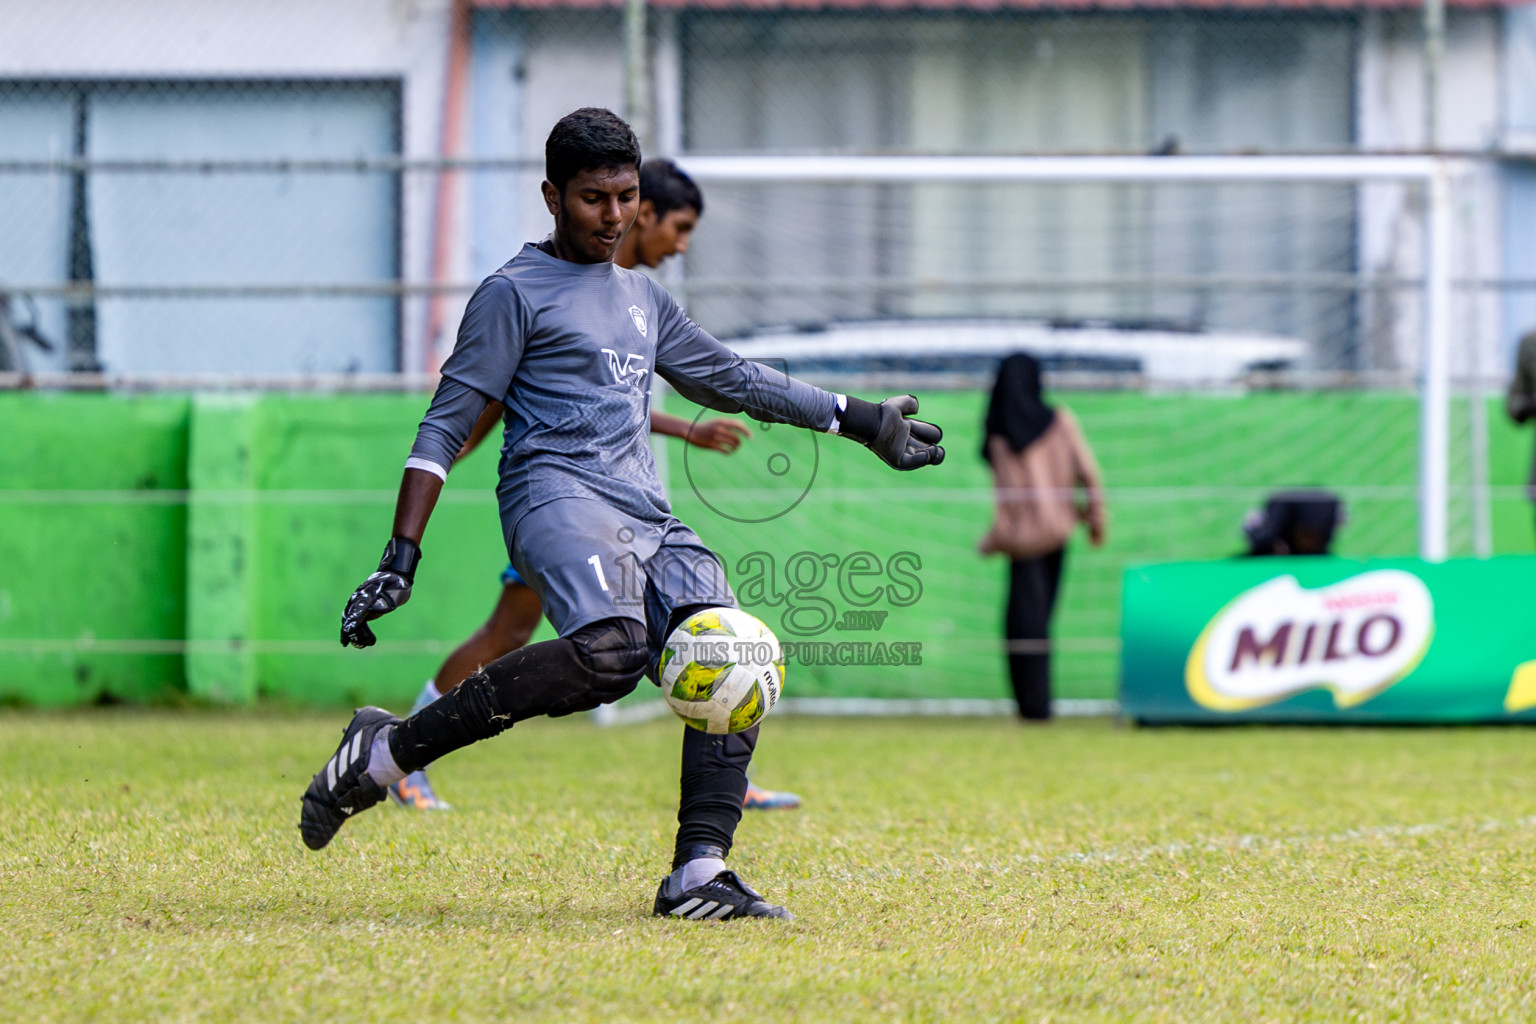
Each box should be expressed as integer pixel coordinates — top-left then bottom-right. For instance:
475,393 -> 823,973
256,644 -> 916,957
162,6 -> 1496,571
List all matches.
826,393 -> 848,435
404,456 -> 449,482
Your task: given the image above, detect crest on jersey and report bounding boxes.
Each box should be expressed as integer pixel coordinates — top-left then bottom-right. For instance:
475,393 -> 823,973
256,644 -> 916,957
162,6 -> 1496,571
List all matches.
628,304 -> 648,338
601,348 -> 648,389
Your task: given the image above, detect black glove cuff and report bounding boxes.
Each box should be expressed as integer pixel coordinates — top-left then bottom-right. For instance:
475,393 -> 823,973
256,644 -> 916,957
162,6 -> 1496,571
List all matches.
839,396 -> 881,445
378,537 -> 422,580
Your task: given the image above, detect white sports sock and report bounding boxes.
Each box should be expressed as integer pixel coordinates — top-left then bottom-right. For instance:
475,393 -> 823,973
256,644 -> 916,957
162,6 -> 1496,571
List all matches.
411,678 -> 443,715
366,725 -> 406,787
677,856 -> 727,892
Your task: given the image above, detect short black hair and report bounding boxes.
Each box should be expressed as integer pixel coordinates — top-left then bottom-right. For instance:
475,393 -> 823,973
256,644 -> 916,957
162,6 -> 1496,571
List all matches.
545,108 -> 642,192
640,158 -> 704,218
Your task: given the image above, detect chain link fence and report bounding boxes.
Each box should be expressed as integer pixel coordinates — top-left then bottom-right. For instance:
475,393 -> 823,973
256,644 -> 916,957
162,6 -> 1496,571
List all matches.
2,1 -> 1528,376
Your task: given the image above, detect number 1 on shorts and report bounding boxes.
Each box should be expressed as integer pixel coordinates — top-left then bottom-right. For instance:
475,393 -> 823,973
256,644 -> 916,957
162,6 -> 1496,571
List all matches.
588,554 -> 610,592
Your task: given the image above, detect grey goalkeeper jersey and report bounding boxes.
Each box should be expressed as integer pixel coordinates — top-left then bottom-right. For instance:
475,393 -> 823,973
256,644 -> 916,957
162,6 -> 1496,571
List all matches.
410,242 -> 838,532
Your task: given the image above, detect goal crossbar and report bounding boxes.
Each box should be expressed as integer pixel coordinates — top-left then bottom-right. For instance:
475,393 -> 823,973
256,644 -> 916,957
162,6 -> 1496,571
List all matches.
675,154 -> 1444,184
676,154 -> 1456,561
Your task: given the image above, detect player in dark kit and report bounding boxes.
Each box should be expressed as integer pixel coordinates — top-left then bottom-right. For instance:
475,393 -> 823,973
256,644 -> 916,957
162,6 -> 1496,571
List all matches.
389,158 -> 800,814
298,108 -> 945,921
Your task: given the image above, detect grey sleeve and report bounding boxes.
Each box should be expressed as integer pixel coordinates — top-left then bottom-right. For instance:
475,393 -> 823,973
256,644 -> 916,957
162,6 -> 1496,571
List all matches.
437,274 -> 527,401
650,281 -> 837,431
407,377 -> 491,479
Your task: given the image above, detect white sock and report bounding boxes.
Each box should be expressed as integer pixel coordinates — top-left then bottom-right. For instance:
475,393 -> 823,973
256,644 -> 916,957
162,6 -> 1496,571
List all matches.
677,856 -> 727,892
410,678 -> 443,716
366,725 -> 406,787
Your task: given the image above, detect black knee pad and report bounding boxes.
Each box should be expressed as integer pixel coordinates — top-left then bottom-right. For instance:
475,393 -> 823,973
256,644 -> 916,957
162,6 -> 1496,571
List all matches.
568,617 -> 649,705
395,621 -> 652,759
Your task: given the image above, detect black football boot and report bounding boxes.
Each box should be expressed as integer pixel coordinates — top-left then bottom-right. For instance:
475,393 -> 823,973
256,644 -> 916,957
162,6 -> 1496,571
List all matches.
653,862 -> 793,921
298,706 -> 400,850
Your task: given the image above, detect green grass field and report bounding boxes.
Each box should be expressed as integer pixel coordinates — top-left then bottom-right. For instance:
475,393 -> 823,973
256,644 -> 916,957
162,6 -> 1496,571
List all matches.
8,710 -> 1536,1022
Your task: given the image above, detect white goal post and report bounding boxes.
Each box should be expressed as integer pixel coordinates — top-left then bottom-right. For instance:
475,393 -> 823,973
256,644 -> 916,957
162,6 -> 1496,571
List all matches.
675,154 -> 1460,563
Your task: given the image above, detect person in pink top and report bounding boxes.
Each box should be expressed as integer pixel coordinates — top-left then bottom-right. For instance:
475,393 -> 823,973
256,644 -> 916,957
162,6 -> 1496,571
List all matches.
977,353 -> 1106,721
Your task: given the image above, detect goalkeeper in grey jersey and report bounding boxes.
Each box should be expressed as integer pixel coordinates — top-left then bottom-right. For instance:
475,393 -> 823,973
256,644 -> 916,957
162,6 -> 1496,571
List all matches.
297,107 -> 945,921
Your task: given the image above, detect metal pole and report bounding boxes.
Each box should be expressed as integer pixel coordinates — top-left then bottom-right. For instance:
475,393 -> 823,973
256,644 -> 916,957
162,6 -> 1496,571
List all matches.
1462,187 -> 1493,557
651,10 -> 687,301
651,10 -> 683,158
676,154 -> 1441,184
423,0 -> 472,375
623,0 -> 650,147
1424,0 -> 1445,150
1420,160 -> 1453,560
1469,352 -> 1493,558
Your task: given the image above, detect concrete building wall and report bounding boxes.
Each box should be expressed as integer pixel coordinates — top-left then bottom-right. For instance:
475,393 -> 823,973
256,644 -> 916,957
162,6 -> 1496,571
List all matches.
4,1 -> 1530,380
466,10 -> 625,293
0,0 -> 454,373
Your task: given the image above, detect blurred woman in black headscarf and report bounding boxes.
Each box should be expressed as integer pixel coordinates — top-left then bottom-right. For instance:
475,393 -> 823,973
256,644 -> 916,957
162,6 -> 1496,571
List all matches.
978,353 -> 1106,720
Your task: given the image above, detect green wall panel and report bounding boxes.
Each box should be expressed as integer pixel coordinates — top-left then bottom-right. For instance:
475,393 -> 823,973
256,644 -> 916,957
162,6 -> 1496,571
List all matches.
0,393 -> 189,705
185,394 -> 257,704
248,395 -> 518,707
1,388 -> 1532,707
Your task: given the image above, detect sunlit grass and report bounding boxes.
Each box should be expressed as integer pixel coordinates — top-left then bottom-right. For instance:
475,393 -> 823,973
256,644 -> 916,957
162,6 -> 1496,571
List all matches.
5,710 -> 1536,1022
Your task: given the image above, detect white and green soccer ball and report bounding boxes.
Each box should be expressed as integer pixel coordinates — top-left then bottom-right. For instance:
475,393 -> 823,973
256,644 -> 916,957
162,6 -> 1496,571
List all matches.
660,607 -> 784,734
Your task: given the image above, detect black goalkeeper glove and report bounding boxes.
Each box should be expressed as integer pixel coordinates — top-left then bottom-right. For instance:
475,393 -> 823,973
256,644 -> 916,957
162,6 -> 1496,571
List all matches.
839,394 -> 945,470
340,537 -> 422,649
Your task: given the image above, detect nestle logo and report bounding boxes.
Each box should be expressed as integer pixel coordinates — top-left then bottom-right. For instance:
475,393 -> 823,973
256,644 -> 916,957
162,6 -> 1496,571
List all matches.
1322,590 -> 1398,612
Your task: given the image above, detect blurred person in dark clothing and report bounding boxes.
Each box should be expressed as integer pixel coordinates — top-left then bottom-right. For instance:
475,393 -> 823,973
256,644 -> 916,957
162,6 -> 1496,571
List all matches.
977,353 -> 1105,721
1242,490 -> 1344,556
1506,328 -> 1536,530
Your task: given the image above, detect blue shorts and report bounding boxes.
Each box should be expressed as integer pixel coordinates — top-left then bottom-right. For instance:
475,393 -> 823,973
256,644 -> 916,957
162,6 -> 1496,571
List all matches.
500,563 -> 526,587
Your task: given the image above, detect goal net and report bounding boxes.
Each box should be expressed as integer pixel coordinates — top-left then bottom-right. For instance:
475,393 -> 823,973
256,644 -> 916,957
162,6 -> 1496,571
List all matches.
617,156 -> 1490,716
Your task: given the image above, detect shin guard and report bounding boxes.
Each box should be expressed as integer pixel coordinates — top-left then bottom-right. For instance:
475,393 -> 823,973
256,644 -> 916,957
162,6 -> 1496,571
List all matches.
390,618 -> 647,773
672,723 -> 759,868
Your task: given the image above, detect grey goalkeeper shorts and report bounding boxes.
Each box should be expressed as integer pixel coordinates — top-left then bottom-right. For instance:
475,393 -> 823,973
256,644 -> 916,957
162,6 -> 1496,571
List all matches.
509,497 -> 736,649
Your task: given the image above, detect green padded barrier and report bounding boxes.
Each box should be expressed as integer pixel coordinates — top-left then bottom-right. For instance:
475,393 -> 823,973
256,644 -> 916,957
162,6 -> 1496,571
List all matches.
0,392 -> 190,705
0,389 -> 1531,706
185,394 -> 258,703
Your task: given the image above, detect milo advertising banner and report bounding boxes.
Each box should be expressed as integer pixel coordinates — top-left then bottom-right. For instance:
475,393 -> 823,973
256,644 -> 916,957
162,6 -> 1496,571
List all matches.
1121,556 -> 1536,723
